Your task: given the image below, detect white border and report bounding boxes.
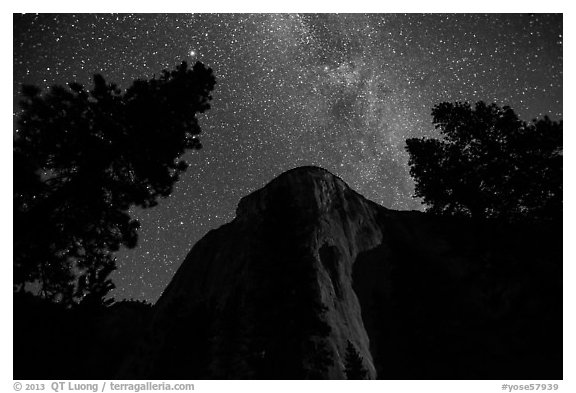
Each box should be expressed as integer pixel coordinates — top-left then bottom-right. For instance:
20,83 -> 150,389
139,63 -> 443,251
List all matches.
4,3 -> 574,391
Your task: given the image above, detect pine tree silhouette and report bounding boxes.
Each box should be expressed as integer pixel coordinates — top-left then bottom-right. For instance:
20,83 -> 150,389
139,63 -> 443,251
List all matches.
405,101 -> 562,221
344,340 -> 368,379
14,61 -> 216,304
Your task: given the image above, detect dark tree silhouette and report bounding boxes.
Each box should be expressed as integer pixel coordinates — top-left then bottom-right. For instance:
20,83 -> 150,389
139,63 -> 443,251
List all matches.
14,61 -> 216,304
14,291 -> 153,379
344,340 -> 368,379
406,101 -> 562,221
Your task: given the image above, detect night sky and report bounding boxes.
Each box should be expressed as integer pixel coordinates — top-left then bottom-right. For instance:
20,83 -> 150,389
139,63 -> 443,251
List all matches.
13,13 -> 563,302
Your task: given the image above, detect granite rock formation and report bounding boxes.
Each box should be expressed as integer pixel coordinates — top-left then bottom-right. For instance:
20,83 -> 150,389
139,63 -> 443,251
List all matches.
120,166 -> 562,379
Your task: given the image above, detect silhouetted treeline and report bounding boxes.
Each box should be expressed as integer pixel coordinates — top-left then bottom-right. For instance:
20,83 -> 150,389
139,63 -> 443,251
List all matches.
344,340 -> 369,379
14,61 -> 216,305
406,101 -> 562,222
14,291 -> 152,379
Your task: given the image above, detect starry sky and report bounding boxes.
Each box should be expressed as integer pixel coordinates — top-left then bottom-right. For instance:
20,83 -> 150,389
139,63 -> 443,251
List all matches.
13,13 -> 563,302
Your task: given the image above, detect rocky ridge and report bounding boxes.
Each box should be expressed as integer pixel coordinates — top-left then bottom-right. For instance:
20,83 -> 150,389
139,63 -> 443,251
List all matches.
120,166 -> 562,379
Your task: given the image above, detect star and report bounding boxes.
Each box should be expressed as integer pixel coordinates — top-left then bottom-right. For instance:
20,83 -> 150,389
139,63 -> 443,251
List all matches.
13,13 -> 563,302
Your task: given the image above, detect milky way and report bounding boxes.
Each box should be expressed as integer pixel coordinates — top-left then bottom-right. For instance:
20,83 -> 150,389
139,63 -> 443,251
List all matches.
13,13 -> 563,301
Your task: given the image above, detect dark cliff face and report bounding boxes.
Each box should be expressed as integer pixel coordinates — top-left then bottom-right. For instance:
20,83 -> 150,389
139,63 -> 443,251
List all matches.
353,212 -> 562,379
120,166 -> 562,379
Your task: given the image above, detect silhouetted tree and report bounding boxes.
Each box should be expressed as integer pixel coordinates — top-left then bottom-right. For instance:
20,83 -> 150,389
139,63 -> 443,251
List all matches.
14,61 -> 216,304
344,340 -> 368,379
406,101 -> 562,221
75,252 -> 116,308
14,292 -> 153,379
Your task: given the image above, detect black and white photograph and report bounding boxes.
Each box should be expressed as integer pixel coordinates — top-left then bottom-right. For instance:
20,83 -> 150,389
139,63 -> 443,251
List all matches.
9,5 -> 569,389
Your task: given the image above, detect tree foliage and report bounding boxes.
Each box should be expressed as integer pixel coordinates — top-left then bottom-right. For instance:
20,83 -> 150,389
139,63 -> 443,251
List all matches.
344,340 -> 368,379
14,61 -> 216,304
405,101 -> 562,221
